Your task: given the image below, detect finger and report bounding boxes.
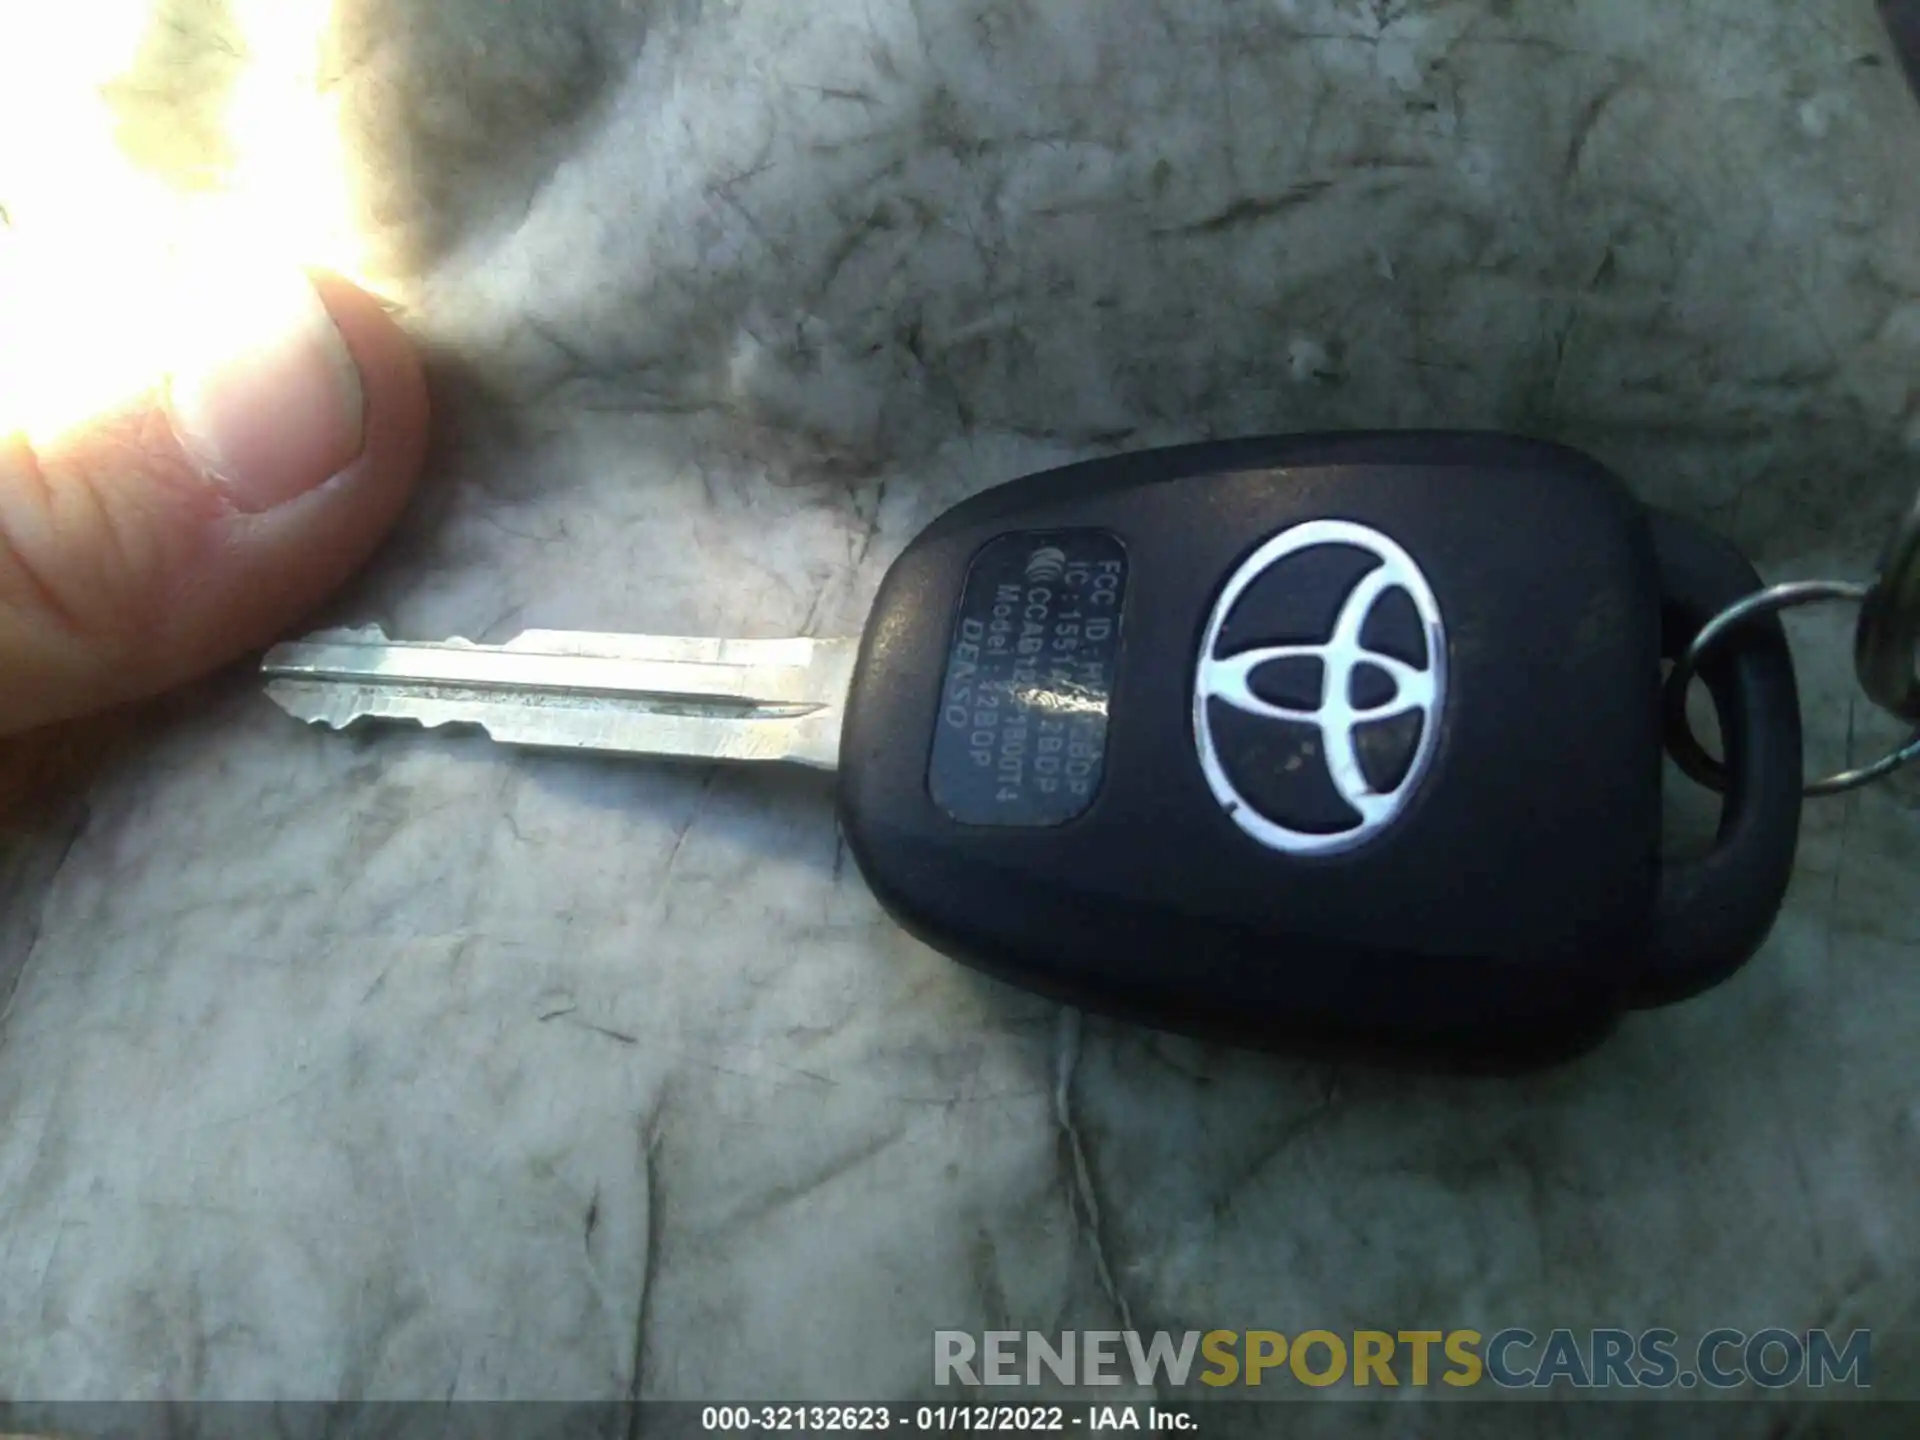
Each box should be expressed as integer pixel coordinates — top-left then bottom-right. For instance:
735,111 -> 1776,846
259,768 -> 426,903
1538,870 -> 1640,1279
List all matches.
0,270 -> 429,735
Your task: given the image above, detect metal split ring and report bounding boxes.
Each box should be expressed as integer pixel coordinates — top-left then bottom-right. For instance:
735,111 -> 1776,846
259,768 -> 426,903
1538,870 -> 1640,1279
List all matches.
1665,580 -> 1920,797
1854,489 -> 1920,723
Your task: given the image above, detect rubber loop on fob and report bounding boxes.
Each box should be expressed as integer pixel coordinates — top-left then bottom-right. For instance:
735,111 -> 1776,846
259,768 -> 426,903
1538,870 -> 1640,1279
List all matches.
1637,511 -> 1803,1007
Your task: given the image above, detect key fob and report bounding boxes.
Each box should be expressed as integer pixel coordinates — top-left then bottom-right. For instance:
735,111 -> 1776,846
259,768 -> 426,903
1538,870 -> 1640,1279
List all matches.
837,433 -> 1802,1068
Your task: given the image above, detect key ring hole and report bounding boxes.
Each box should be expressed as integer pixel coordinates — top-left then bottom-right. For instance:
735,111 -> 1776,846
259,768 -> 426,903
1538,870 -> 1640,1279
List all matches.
1664,580 -> 1920,797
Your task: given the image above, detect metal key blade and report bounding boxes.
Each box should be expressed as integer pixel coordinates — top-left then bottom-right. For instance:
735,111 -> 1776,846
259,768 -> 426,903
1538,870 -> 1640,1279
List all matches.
261,625 -> 856,769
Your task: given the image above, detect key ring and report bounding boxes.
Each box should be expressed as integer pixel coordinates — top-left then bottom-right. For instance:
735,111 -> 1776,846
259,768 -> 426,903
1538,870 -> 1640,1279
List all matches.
1854,488 -> 1920,722
1664,579 -> 1920,797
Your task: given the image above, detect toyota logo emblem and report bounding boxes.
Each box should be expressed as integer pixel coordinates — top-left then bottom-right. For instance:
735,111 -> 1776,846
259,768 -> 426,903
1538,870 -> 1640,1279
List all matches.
1193,519 -> 1446,856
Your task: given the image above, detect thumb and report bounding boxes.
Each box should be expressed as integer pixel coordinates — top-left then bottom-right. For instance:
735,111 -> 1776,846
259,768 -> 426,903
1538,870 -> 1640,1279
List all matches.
0,269 -> 428,735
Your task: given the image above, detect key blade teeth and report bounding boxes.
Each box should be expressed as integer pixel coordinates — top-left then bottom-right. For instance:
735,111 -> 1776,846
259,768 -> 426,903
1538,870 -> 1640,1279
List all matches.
265,678 -> 384,732
256,633 -> 856,770
261,680 -> 835,766
262,623 -> 392,674
304,621 -> 393,645
266,676 -> 469,734
265,680 -> 499,741
264,679 -> 348,730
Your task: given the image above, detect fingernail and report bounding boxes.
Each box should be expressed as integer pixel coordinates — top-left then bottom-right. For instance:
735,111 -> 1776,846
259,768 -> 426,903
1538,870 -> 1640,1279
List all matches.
166,270 -> 366,514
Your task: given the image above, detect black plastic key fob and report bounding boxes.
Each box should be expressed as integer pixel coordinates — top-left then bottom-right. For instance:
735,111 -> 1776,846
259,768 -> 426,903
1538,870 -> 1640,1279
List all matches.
837,433 -> 1803,1068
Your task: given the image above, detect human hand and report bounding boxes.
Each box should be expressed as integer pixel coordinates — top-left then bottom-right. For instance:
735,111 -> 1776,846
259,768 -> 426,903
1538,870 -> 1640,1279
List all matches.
0,269 -> 428,737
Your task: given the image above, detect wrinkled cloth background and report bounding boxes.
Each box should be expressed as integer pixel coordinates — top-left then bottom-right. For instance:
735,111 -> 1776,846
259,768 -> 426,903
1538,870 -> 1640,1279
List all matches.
3,0 -> 1920,1424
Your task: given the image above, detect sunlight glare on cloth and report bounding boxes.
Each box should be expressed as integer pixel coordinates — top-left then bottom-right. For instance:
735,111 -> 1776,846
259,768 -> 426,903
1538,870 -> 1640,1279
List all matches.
0,0 -> 367,449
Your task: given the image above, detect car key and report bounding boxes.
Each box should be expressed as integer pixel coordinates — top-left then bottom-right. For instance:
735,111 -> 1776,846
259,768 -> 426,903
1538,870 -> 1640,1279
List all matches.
263,432 -> 1805,1067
